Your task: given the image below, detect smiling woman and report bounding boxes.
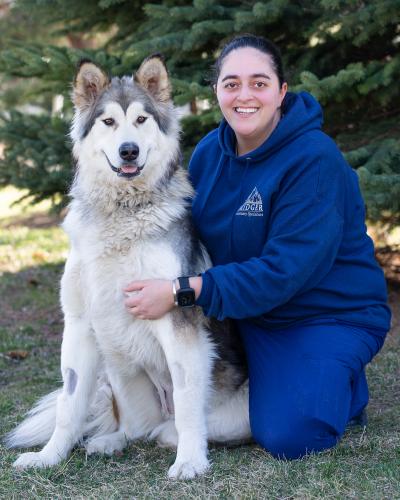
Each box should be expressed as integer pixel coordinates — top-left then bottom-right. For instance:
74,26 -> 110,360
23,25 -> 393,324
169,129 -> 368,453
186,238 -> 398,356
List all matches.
214,46 -> 287,156
124,34 -> 391,461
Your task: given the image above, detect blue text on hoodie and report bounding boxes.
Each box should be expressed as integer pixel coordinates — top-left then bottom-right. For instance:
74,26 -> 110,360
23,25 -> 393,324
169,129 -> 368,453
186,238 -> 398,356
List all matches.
189,92 -> 391,333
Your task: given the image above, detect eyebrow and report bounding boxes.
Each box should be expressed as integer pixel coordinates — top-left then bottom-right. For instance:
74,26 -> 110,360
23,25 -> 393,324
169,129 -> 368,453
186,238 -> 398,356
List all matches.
221,73 -> 271,82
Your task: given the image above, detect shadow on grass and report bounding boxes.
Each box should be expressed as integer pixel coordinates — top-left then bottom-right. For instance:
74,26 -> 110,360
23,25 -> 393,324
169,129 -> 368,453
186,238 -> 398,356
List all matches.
0,262 -> 64,427
2,211 -> 64,230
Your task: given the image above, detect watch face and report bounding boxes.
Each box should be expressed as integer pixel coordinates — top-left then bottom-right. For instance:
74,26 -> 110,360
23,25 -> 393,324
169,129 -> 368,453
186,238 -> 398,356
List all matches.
177,288 -> 195,307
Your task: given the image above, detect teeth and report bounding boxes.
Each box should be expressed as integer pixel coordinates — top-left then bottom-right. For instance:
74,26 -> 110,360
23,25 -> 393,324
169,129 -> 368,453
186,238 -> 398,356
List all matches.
235,107 -> 258,114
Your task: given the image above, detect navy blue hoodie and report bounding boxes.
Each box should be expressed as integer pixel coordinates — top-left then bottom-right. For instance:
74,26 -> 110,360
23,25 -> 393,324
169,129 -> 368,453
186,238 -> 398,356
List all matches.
189,92 -> 391,333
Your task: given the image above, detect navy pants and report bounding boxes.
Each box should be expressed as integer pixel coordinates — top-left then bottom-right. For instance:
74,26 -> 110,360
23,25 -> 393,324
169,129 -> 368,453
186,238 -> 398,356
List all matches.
238,320 -> 385,459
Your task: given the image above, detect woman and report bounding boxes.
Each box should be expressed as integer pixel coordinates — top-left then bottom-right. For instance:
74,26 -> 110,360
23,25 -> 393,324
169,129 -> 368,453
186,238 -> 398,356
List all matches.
124,35 -> 391,459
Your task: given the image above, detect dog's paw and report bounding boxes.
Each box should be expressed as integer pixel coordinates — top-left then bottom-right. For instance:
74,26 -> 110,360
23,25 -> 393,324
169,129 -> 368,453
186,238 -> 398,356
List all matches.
13,451 -> 59,469
168,456 -> 210,480
85,432 -> 126,456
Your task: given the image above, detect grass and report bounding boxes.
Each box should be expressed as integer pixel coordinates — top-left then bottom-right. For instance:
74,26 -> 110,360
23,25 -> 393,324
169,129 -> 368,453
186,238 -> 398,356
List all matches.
0,187 -> 399,499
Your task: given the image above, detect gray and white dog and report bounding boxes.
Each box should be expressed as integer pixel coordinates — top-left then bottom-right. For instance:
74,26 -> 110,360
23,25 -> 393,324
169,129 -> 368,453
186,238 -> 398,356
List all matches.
6,55 -> 251,479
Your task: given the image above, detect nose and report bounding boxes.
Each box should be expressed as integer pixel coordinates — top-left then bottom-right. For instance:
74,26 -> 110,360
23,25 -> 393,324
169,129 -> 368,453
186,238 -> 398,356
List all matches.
237,85 -> 252,101
119,142 -> 139,161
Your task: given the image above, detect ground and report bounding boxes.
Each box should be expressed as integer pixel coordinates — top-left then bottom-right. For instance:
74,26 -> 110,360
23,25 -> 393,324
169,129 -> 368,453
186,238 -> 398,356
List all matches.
0,187 -> 399,499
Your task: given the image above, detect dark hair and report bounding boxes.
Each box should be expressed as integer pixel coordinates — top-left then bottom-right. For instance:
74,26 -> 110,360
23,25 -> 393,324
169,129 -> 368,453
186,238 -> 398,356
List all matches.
210,34 -> 286,88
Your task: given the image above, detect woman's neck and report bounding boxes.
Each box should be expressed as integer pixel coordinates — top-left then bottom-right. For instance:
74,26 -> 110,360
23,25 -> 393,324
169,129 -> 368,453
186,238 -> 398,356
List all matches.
235,110 -> 281,156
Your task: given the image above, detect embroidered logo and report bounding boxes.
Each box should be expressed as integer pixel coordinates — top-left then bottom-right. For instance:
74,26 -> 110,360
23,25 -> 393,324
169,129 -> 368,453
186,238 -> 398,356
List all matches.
236,187 -> 263,217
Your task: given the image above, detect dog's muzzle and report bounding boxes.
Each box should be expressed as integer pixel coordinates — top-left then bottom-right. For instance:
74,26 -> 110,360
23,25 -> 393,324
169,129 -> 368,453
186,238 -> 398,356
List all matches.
102,142 -> 144,178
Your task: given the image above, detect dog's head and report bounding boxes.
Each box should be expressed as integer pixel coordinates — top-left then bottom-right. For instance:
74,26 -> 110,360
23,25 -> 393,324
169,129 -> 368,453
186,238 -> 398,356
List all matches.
71,55 -> 180,189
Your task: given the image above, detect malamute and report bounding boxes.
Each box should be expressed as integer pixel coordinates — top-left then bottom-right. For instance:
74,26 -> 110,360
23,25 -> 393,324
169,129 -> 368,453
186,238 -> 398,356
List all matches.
5,55 -> 251,479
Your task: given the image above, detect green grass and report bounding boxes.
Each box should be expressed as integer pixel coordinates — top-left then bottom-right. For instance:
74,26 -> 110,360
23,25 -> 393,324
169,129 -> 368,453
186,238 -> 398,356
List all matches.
0,187 -> 399,499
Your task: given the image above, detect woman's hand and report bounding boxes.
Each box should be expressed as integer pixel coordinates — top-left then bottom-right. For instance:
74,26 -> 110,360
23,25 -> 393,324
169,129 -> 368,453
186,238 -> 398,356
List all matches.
124,279 -> 174,320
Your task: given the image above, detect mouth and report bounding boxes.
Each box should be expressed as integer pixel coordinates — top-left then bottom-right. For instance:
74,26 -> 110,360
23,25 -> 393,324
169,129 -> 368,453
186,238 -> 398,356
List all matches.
234,107 -> 259,116
102,152 -> 144,179
119,164 -> 141,177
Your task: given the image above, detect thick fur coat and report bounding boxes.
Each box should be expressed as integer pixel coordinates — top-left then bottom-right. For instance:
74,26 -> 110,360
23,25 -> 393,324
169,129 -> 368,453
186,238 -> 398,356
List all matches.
6,56 -> 250,479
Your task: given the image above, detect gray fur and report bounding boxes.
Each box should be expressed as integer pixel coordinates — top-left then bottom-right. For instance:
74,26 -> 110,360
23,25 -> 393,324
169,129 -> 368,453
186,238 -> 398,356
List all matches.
167,215 -> 209,277
66,368 -> 78,395
79,76 -> 171,139
208,318 -> 247,389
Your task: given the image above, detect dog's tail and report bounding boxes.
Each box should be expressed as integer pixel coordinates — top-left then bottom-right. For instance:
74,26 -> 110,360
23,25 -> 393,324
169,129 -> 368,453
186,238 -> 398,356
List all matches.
4,390 -> 60,449
4,379 -> 118,449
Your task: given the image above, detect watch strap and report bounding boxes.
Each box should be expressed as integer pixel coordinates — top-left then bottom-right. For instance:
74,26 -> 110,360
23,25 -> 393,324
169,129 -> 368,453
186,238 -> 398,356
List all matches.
177,276 -> 190,289
175,276 -> 195,308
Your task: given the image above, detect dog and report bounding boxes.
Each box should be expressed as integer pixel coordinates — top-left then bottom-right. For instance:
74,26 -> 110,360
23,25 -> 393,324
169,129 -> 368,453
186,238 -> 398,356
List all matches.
5,55 -> 251,479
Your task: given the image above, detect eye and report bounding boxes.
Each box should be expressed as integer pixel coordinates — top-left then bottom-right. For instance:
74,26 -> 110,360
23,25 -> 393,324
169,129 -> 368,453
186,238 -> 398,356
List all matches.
224,82 -> 238,89
102,118 -> 115,126
136,115 -> 148,124
254,81 -> 267,88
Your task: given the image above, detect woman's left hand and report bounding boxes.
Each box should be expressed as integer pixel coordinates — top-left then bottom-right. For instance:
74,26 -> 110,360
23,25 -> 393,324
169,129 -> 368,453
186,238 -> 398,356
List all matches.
123,279 -> 175,320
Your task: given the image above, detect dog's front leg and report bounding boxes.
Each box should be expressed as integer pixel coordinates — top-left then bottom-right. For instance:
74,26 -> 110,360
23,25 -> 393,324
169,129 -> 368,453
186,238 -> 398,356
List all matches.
14,252 -> 99,469
155,314 -> 213,480
14,315 -> 99,469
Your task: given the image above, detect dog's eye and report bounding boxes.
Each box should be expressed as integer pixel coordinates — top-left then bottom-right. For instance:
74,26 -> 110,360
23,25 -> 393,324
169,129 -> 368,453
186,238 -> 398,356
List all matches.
136,116 -> 147,124
102,118 -> 115,126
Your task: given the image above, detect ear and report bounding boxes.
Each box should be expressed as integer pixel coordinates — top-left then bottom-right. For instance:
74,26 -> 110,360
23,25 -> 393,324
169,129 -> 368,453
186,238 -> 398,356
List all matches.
279,82 -> 288,105
135,54 -> 171,102
73,60 -> 110,109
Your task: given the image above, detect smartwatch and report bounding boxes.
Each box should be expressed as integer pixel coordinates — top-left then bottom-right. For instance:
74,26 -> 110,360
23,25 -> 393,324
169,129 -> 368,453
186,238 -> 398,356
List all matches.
173,276 -> 196,308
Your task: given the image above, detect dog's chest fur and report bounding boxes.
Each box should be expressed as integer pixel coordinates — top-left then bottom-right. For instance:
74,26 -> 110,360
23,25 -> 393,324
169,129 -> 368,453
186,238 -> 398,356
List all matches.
63,195 -> 185,374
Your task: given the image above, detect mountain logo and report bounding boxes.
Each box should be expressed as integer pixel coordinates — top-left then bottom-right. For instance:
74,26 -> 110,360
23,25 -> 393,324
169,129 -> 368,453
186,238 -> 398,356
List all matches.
236,187 -> 263,217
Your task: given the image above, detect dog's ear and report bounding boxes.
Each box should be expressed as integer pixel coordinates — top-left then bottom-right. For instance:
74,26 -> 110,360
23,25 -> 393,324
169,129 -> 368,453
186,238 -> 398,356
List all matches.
73,60 -> 110,109
135,54 -> 171,102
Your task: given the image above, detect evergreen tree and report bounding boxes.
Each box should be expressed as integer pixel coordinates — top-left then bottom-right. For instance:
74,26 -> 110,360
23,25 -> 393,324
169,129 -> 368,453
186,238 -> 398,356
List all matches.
0,0 -> 399,222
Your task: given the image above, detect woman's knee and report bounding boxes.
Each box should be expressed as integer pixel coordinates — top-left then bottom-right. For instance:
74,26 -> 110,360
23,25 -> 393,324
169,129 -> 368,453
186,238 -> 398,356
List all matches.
251,415 -> 341,460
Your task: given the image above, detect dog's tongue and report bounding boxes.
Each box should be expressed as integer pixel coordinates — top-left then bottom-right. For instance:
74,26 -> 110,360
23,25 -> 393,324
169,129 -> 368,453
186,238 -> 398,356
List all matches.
121,165 -> 139,174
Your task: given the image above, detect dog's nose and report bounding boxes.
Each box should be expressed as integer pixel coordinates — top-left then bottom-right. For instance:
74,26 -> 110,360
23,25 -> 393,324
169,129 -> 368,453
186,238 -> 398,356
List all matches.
119,142 -> 139,161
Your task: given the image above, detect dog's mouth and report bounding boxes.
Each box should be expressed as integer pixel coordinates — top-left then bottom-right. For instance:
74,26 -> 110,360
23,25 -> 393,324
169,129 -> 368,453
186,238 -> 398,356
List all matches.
119,164 -> 142,178
102,151 -> 144,179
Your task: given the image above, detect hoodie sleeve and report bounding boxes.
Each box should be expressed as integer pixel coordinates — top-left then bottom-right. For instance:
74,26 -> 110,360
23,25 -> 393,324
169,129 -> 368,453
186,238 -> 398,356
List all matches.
196,153 -> 346,320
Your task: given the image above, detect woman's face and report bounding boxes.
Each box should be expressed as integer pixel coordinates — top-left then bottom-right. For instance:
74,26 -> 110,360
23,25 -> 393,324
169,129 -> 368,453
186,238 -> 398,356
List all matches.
216,47 -> 287,154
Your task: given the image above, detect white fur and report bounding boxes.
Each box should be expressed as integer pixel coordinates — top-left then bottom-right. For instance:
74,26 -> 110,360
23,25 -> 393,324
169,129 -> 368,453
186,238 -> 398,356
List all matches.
6,73 -> 251,479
